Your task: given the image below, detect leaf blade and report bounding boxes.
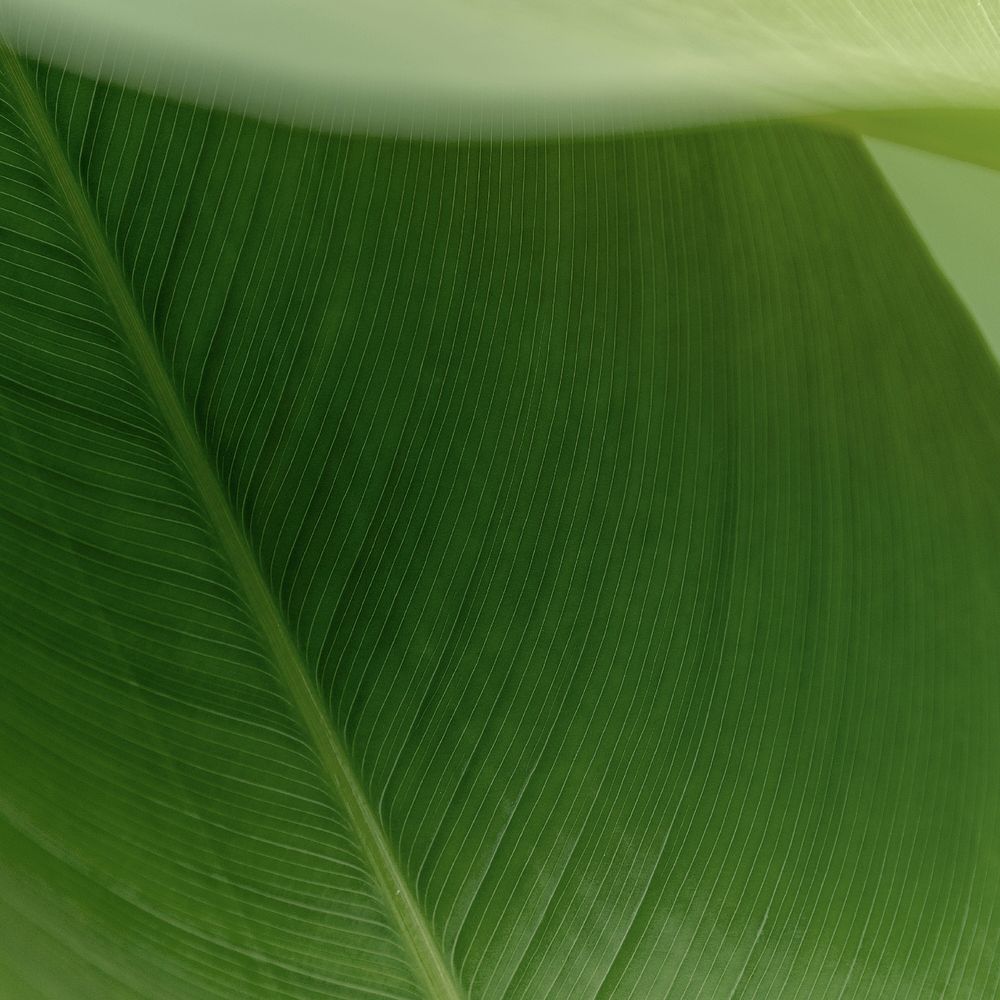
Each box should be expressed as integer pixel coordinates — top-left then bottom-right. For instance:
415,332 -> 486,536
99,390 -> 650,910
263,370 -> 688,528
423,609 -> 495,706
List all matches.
0,40 -> 462,1000
1,54 -> 999,1000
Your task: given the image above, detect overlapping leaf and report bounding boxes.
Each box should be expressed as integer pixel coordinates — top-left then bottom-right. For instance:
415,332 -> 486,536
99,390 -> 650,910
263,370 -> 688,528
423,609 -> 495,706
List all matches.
6,0 -> 1000,134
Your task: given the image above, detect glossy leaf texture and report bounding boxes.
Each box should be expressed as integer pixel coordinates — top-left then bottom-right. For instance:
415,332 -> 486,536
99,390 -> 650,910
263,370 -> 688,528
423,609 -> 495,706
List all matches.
0,49 -> 999,1000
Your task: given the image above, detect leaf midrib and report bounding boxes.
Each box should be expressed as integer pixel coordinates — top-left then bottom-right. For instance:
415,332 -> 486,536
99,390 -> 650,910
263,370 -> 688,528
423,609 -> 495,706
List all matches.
0,43 -> 463,1000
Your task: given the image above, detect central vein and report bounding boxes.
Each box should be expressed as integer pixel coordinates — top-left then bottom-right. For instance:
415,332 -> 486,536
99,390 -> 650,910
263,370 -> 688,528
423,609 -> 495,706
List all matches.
0,43 -> 463,1000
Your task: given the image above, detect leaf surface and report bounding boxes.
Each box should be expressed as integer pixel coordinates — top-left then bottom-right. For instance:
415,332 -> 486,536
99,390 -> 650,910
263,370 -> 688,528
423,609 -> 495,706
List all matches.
816,108 -> 1000,173
0,49 -> 999,1000
865,137 -> 1000,362
5,0 -> 1000,133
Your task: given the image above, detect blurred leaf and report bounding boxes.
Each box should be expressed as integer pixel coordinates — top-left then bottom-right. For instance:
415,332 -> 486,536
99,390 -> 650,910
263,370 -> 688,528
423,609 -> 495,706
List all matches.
865,137 -> 1000,362
5,0 -> 1000,133
1,45 -> 1000,1000
816,108 -> 1000,172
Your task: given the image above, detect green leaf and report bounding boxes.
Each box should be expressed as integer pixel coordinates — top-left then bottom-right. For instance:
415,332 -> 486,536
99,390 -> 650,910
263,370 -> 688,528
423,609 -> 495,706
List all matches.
865,137 -> 1000,362
815,108 -> 1000,174
6,0 -> 1000,134
1,45 -> 999,1000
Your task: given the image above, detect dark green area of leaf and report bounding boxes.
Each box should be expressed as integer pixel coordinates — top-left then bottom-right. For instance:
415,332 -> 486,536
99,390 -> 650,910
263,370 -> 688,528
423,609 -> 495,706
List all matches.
0,51 -> 998,1000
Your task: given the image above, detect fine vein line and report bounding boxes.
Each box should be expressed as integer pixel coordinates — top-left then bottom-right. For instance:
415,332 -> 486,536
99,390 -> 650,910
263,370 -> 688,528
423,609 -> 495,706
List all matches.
0,43 -> 464,1000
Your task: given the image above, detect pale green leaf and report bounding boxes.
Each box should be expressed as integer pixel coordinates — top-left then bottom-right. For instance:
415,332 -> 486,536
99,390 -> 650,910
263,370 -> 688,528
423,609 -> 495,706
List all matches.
4,0 -> 1000,133
866,137 -> 1000,361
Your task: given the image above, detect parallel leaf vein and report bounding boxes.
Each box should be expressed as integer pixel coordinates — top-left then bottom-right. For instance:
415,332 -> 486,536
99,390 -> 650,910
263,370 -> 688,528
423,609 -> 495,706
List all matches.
0,42 -> 463,1000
